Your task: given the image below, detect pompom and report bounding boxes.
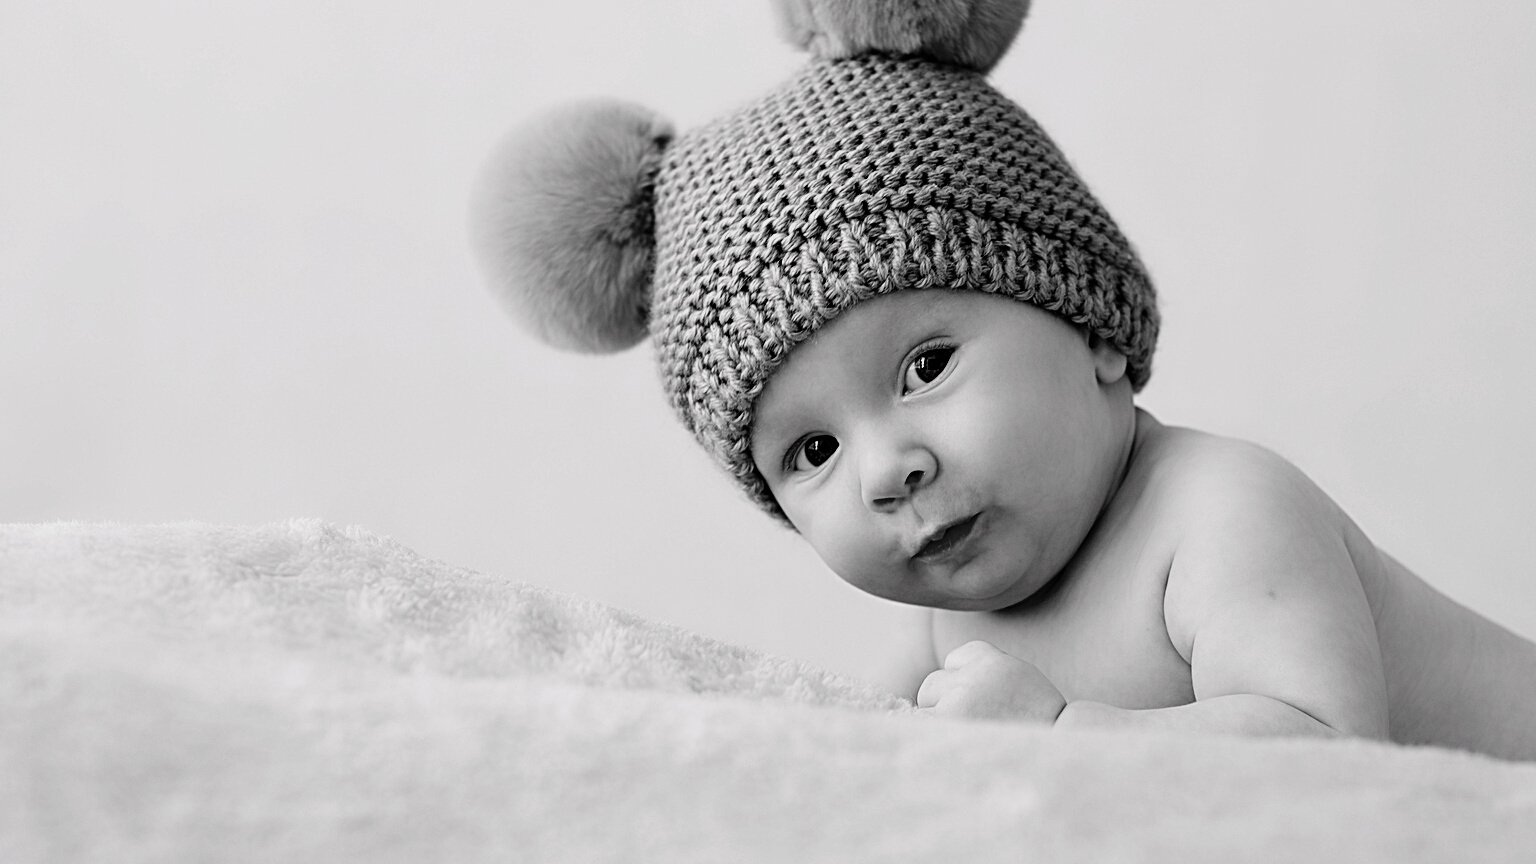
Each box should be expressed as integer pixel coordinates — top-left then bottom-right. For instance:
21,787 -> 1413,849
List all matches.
469,99 -> 672,353
772,0 -> 1030,73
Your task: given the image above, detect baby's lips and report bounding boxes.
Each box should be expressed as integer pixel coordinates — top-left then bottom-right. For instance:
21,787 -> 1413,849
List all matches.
904,521 -> 953,558
911,513 -> 982,562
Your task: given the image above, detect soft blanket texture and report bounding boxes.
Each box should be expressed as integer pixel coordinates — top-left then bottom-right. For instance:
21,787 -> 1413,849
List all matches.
2,520 -> 1533,862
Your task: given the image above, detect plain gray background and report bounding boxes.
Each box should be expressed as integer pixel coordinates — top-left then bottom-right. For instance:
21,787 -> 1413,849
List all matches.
4,0 -> 1534,684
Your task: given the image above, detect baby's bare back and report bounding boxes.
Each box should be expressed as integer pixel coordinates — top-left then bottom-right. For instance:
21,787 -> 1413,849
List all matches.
1361,547 -> 1536,759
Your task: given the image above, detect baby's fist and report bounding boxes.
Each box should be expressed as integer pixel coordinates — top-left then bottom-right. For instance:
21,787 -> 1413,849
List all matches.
917,640 -> 1066,723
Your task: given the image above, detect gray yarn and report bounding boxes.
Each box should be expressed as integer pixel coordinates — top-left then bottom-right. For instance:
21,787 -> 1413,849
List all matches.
648,56 -> 1158,520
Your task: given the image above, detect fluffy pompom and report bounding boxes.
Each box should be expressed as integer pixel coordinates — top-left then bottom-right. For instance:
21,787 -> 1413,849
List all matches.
773,0 -> 1030,73
470,99 -> 672,353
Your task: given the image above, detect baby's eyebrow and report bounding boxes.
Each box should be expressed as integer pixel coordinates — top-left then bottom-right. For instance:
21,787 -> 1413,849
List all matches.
753,401 -> 827,469
746,422 -> 791,468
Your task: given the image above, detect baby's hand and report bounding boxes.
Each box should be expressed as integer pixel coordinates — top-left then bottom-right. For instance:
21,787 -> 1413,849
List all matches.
916,640 -> 1066,723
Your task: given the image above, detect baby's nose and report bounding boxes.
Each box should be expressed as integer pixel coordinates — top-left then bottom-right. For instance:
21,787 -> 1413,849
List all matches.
862,444 -> 937,512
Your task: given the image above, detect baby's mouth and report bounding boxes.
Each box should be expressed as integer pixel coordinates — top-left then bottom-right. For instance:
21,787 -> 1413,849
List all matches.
913,513 -> 982,563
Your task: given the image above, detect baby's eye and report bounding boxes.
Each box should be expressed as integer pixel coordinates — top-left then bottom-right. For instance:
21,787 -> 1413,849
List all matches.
903,345 -> 955,393
791,434 -> 839,471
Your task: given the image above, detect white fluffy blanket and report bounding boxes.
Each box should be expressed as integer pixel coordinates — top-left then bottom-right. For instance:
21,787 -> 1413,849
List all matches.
3,521 -> 1533,862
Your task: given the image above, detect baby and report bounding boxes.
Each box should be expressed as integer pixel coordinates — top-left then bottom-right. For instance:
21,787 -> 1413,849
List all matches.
471,0 -> 1536,760
752,284 -> 1536,760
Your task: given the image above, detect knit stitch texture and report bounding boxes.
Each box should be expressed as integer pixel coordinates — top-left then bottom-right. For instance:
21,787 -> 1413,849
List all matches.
648,56 -> 1158,518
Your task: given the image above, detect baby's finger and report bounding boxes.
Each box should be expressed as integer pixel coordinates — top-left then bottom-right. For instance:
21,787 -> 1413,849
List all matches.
915,669 -> 951,709
943,639 -> 1002,670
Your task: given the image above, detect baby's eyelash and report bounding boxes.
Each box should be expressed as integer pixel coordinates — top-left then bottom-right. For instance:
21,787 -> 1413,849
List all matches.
902,341 -> 958,393
783,433 -> 838,472
780,438 -> 802,473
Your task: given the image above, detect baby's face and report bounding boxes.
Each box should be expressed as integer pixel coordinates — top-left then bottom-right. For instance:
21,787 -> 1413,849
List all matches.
750,290 -> 1133,611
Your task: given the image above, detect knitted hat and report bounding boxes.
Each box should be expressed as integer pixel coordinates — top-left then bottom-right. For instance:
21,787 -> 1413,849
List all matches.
471,0 -> 1158,520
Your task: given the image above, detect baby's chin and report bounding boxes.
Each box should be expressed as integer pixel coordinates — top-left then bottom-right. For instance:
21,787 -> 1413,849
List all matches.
931,583 -> 1040,613
847,561 -> 1045,612
882,590 -> 1032,614
931,547 -> 1055,609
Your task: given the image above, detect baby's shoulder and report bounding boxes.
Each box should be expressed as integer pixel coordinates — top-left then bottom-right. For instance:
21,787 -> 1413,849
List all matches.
1135,422 -> 1339,530
1137,422 -> 1372,658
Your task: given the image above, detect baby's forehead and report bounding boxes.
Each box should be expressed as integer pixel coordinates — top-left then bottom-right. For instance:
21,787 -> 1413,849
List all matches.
773,289 -> 1031,362
752,291 -> 985,406
754,288 -> 1085,399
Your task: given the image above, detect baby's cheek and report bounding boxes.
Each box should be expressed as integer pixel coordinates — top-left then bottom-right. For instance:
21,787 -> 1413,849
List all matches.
815,524 -> 904,596
802,522 -> 861,578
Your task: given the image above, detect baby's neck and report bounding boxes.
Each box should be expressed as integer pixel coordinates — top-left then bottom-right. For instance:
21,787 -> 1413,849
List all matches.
1098,406 -> 1154,524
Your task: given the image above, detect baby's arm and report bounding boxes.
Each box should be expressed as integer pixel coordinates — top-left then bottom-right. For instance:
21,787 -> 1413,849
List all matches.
921,444 -> 1392,740
1061,446 -> 1390,738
